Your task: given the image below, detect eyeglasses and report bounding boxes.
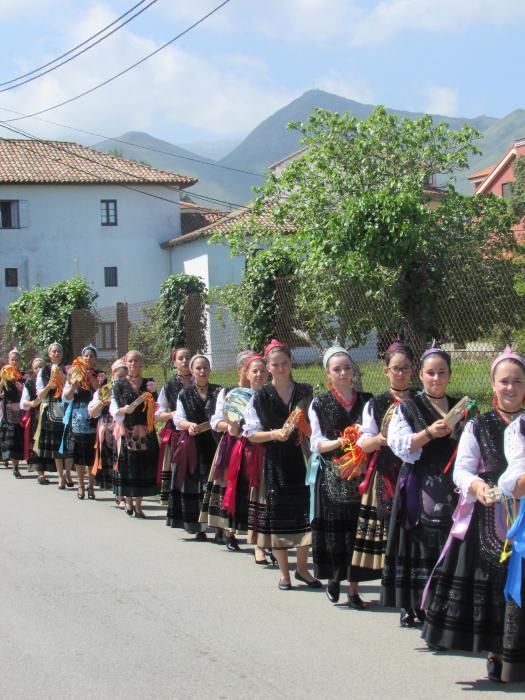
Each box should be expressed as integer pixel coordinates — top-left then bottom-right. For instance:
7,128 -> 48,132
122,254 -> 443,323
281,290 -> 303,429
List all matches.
388,366 -> 412,374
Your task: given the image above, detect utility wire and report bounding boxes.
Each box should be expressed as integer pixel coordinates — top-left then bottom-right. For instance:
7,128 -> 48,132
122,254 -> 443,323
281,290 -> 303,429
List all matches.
0,0 -> 159,94
1,0 -> 152,86
2,0 -> 232,123
0,121 -> 245,210
0,105 -> 265,178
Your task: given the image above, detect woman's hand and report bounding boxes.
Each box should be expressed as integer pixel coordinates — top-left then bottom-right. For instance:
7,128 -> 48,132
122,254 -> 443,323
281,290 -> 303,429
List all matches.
115,405 -> 131,416
428,420 -> 452,439
271,428 -> 289,442
187,422 -> 199,436
227,421 -> 241,437
470,479 -> 494,507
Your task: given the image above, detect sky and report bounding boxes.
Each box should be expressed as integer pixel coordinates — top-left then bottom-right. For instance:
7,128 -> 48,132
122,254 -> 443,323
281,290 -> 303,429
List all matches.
0,0 -> 524,151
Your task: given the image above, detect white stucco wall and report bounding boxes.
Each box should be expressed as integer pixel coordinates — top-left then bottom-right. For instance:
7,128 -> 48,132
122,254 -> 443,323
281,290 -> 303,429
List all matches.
0,183 -> 180,317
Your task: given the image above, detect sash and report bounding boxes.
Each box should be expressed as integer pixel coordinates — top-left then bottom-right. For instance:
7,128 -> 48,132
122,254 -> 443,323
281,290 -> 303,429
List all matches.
21,410 -> 32,461
157,422 -> 176,484
504,498 -> 525,607
358,450 -> 379,496
91,419 -> 108,475
214,432 -> 235,480
222,437 -> 246,516
172,430 -> 198,489
32,403 -> 46,456
421,494 -> 475,608
244,443 -> 264,489
59,400 -> 74,454
397,466 -> 420,530
306,452 -> 323,523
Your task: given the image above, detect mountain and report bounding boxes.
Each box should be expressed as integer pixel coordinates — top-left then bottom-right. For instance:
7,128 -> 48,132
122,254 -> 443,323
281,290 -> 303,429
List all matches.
179,138 -> 242,161
94,91 -> 525,206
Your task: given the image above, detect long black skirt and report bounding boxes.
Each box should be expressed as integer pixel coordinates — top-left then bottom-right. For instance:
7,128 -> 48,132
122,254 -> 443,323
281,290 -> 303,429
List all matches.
167,466 -> 207,534
72,432 -> 96,467
1,421 -> 24,460
114,432 -> 159,497
502,591 -> 525,682
422,506 -> 507,653
312,466 -> 360,581
37,403 -> 67,459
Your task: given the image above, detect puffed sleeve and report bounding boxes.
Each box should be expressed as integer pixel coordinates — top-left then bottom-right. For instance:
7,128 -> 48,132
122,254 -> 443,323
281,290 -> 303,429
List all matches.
109,391 -> 124,425
36,368 -> 45,393
172,397 -> 188,430
155,386 -> 169,421
210,388 -> 226,431
453,420 -> 480,502
387,405 -> 422,464
62,381 -> 73,401
356,400 -> 379,446
87,389 -> 100,416
20,384 -> 31,410
500,417 -> 525,497
308,401 -> 326,453
242,394 -> 262,437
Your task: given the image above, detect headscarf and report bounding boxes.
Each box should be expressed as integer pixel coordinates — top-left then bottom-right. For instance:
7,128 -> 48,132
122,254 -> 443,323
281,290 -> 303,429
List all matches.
264,339 -> 290,358
420,340 -> 451,370
81,343 -> 98,357
172,347 -> 190,362
491,345 -> 525,377
236,349 -> 254,369
48,342 -> 63,353
111,357 -> 127,373
243,353 -> 265,370
323,345 -> 352,370
189,354 -> 210,370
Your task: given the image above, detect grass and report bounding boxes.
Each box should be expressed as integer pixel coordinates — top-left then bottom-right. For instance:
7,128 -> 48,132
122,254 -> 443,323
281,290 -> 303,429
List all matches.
144,358 -> 495,412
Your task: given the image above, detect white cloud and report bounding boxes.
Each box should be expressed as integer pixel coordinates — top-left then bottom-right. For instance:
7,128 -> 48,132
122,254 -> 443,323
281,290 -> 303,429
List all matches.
0,4 -> 295,140
349,0 -> 525,46
314,71 -> 374,104
421,84 -> 460,117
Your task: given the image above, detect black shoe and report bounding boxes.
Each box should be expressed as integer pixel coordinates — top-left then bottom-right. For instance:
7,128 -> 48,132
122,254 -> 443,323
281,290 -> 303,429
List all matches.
278,579 -> 293,590
195,532 -> 208,541
415,608 -> 426,624
294,571 -> 323,588
66,480 -> 75,488
134,510 -> 146,519
326,580 -> 340,603
254,556 -> 268,566
214,530 -> 225,544
427,642 -> 446,652
37,476 -> 50,485
347,593 -> 366,610
400,608 -> 416,627
12,466 -> 22,479
226,535 -> 240,552
125,506 -> 134,516
487,657 -> 502,682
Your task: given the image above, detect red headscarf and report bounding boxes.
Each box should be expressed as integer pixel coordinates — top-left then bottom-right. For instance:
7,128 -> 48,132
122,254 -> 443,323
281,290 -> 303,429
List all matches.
263,339 -> 289,358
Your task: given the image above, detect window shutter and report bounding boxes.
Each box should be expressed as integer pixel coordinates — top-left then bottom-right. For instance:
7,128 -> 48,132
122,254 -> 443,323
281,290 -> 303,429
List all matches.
18,200 -> 29,228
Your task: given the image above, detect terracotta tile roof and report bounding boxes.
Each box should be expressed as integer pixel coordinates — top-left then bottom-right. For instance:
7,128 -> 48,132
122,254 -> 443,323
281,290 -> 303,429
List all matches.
181,210 -> 228,235
161,206 -> 285,248
468,166 -> 494,181
0,139 -> 197,187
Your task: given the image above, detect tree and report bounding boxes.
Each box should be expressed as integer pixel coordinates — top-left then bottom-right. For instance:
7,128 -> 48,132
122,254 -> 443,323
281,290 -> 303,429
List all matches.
5,276 -> 97,362
214,107 -> 517,351
159,274 -> 207,354
511,156 -> 525,221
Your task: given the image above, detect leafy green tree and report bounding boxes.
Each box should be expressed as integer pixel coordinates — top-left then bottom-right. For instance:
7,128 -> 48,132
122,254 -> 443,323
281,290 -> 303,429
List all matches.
159,274 -> 207,354
511,156 -> 525,221
214,107 -> 517,352
5,276 -> 97,362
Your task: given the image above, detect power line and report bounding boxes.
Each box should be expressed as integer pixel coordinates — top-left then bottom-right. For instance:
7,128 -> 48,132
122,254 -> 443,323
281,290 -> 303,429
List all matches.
2,0 -> 232,123
0,105 -> 265,178
0,122 -> 245,210
0,0 -> 160,94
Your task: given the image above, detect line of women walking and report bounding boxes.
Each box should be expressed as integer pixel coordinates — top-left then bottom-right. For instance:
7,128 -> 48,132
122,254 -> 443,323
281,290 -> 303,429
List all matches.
2,339 -> 525,684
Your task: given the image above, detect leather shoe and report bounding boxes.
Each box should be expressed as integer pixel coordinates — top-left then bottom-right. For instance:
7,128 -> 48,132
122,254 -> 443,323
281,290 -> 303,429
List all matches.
226,535 -> 240,552
134,510 -> 147,519
278,579 -> 292,590
347,593 -> 366,610
326,580 -> 340,603
195,532 -> 208,541
295,571 -> 323,588
400,608 -> 415,627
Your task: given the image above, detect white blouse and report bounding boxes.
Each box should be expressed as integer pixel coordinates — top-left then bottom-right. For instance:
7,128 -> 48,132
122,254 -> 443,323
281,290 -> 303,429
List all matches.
242,395 -> 262,437
20,384 -> 32,411
308,402 -> 325,453
452,420 -> 481,502
36,367 -> 45,393
500,417 -> 525,497
210,388 -> 226,431
155,386 -> 169,421
356,400 -> 379,447
387,405 -> 422,464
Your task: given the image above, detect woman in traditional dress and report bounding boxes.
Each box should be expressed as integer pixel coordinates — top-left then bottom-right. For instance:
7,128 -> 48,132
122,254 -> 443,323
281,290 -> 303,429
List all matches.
244,339 -> 317,590
382,342 -> 461,627
0,349 -> 26,478
110,350 -> 159,518
36,342 -> 74,489
351,342 -> 416,584
89,357 -> 128,505
421,348 -> 525,680
20,356 -> 54,484
201,351 -> 269,556
156,347 -> 193,506
308,346 -> 372,607
499,411 -> 525,682
166,355 -> 221,538
63,344 -> 100,500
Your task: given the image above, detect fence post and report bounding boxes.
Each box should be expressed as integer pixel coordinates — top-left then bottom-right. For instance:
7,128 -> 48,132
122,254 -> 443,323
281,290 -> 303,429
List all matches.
116,302 -> 129,358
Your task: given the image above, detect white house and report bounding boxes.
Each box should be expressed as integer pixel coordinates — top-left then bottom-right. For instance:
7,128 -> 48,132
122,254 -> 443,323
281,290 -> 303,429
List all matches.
0,139 -> 196,352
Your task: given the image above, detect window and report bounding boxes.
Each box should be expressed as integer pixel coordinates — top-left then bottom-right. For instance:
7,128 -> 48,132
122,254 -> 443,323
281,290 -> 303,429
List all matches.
100,199 -> 118,226
5,268 -> 18,287
0,200 -> 29,229
96,322 -> 116,351
502,182 -> 513,199
104,266 -> 118,287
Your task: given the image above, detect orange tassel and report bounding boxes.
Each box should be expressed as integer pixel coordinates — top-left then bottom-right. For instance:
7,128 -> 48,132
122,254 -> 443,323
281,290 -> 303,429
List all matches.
284,407 -> 312,445
142,392 -> 155,432
0,364 -> 23,386
334,425 -> 368,480
71,356 -> 90,390
52,366 -> 65,399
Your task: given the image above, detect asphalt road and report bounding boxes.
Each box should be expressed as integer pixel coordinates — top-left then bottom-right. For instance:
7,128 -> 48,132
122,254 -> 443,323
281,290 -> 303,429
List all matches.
0,465 -> 521,700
